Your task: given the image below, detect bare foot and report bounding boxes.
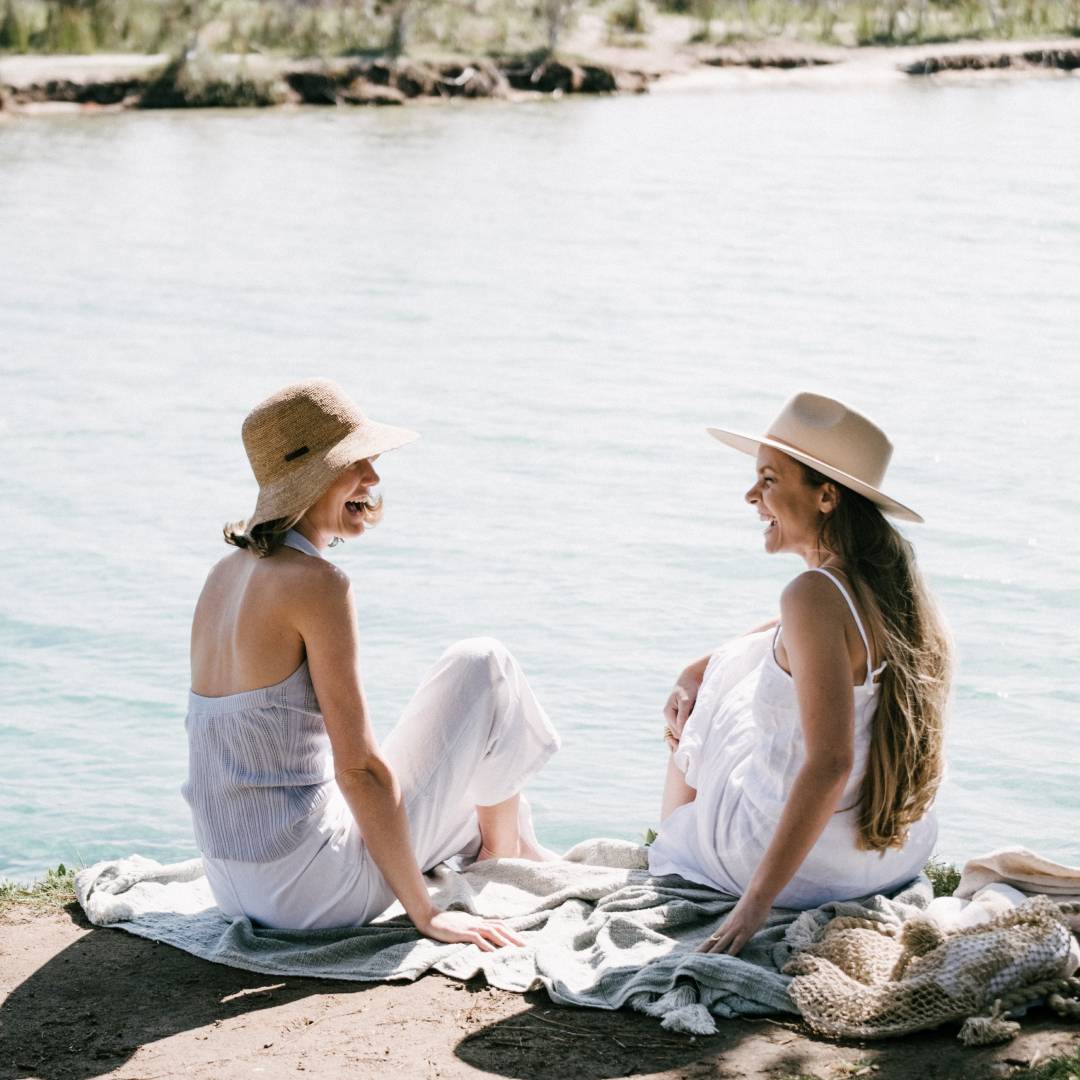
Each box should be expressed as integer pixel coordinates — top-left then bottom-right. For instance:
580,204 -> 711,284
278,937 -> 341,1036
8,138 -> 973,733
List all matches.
475,839 -> 562,863
519,837 -> 562,863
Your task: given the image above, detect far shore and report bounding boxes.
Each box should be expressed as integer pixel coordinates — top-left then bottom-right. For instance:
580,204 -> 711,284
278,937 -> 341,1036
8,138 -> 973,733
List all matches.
1,32 -> 1078,117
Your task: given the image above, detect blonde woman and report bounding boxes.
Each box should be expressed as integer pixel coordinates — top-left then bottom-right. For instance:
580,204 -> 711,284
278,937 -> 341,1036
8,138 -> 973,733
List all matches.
649,393 -> 951,956
183,379 -> 560,942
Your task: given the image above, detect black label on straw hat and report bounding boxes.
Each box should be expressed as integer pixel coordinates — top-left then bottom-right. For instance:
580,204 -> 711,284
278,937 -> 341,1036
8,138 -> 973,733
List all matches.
284,446 -> 310,462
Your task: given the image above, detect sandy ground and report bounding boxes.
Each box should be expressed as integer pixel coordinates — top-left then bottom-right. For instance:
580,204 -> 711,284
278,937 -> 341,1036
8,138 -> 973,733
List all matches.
1,904 -> 1077,1080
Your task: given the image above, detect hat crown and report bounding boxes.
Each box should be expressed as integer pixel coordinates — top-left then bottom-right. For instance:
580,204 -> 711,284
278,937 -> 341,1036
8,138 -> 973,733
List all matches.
242,379 -> 365,486
767,392 -> 893,489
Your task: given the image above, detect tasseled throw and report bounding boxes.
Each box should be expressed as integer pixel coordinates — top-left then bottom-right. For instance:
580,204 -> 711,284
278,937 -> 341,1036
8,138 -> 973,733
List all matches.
958,1002 -> 1021,1047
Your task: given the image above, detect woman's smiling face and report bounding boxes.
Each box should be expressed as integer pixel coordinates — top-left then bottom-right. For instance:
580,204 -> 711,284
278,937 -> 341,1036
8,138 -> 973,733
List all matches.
744,445 -> 836,558
303,456 -> 382,545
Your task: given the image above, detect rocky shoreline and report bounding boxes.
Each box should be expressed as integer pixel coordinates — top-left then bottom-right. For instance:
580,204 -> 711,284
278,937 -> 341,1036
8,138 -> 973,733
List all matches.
1,38 -> 1078,115
0,51 -> 649,112
901,45 -> 1080,75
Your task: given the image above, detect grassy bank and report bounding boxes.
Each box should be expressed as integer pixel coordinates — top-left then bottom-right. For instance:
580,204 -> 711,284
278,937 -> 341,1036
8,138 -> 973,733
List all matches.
1014,1044 -> 1080,1079
0,864 -> 76,916
2,855 -> 962,914
1,0 -> 1078,61
0,855 -> 964,913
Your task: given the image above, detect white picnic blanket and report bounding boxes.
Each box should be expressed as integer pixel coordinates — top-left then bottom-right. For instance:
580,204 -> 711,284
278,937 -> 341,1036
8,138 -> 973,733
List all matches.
75,837 -> 932,1034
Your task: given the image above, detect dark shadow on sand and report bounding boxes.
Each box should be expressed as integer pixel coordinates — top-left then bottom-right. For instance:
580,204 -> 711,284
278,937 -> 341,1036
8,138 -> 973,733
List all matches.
453,990 -> 1073,1080
2,904 -> 1071,1080
0,903 -> 385,1080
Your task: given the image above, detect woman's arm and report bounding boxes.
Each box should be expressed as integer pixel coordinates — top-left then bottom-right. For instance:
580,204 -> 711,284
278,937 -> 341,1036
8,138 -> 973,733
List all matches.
700,574 -> 855,956
661,752 -> 696,821
293,563 -> 520,950
665,617 -> 779,740
663,651 -> 712,741
661,615 -> 781,818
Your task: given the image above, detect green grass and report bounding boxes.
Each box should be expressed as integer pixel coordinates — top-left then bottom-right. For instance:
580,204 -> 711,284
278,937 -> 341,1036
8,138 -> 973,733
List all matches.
0,864 -> 78,917
607,0 -> 649,36
923,856 -> 962,898
1,0 -> 1078,58
139,51 -> 286,106
658,0 -> 1080,44
1012,1043 -> 1080,1079
0,0 -> 559,57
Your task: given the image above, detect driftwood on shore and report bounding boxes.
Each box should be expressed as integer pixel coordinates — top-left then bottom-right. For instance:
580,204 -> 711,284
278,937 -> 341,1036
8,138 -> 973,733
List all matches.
0,52 -> 649,111
8,76 -> 147,105
902,45 -> 1080,74
703,54 -> 836,68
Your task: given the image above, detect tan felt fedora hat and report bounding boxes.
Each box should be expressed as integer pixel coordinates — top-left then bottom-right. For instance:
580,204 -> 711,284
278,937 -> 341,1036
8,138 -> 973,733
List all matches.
241,378 -> 419,532
706,392 -> 923,524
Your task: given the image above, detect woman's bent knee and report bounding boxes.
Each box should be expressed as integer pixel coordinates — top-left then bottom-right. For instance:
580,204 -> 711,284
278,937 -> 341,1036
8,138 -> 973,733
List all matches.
441,636 -> 510,676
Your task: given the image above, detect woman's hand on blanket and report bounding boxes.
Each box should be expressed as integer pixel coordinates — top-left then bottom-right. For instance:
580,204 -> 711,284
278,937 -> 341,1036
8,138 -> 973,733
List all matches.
415,909 -> 526,951
696,891 -> 772,957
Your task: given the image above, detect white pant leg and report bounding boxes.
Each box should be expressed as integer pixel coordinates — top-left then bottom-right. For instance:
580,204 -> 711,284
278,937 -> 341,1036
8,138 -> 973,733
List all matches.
364,637 -> 560,908
204,638 -> 558,930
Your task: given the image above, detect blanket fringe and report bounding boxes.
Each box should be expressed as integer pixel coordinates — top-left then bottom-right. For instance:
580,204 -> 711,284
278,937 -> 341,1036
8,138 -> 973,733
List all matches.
660,1004 -> 718,1035
958,1002 -> 1020,1047
630,984 -> 718,1036
959,971 -> 1080,1046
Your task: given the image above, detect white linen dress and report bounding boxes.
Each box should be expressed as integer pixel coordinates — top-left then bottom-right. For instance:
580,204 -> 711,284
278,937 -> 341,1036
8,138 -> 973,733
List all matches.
647,568 -> 937,909
183,530 -> 561,930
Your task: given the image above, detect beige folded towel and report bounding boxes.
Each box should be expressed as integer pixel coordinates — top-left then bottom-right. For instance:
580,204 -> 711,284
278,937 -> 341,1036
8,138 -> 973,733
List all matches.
956,847 -> 1080,906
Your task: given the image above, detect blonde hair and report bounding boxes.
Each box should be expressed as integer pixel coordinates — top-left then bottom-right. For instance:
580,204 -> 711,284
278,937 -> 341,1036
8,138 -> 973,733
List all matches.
801,463 -> 953,852
223,513 -> 305,558
222,494 -> 384,558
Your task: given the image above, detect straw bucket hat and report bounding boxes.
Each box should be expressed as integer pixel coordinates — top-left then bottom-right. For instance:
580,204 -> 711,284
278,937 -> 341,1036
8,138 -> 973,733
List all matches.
706,392 -> 923,523
241,378 -> 419,532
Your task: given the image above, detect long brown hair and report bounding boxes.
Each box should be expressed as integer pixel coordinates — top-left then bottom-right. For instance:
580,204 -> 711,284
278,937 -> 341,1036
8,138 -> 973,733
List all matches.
800,463 -> 952,852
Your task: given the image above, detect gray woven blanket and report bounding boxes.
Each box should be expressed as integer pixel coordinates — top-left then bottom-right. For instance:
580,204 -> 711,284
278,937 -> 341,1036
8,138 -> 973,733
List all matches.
75,838 -> 931,1033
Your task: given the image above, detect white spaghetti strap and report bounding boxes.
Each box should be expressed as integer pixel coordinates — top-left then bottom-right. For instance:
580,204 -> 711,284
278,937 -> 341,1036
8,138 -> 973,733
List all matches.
811,567 -> 877,686
282,529 -> 324,560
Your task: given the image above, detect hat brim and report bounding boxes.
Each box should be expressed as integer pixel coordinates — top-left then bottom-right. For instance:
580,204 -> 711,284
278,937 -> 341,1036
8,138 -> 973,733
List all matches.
705,427 -> 924,524
246,420 -> 419,532
323,420 -> 419,471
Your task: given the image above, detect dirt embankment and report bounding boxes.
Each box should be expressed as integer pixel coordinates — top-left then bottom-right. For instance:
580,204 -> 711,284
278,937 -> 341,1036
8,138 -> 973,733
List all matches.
1,905 -> 1078,1080
2,32 -> 1078,117
0,51 -> 648,113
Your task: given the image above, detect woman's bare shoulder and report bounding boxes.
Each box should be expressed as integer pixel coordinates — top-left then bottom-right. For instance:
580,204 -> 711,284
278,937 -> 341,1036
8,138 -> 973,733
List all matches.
781,569 -> 845,605
195,548 -> 245,601
266,553 -> 356,631
779,571 -> 849,629
199,546 -> 350,605
262,548 -> 350,596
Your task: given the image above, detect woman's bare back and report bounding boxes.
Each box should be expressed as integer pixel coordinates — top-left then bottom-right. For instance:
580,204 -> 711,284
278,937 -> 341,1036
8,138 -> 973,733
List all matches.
189,546 -> 317,697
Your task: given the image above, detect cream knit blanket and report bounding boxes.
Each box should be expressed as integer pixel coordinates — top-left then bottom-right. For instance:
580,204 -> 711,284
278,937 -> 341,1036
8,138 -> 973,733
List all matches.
785,847 -> 1080,1045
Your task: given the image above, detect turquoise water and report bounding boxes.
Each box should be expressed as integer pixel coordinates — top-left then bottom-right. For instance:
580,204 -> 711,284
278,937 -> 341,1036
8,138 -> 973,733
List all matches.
2,78 -> 1079,881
